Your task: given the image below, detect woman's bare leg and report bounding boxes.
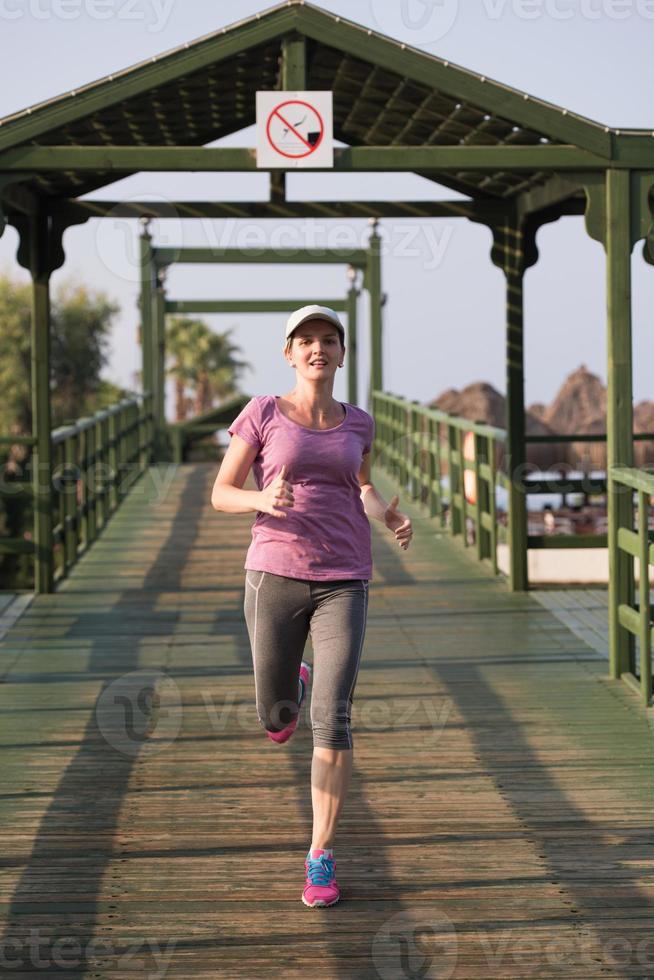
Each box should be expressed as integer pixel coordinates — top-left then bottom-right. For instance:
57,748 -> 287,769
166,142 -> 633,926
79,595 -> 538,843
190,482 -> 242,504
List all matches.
309,747 -> 353,849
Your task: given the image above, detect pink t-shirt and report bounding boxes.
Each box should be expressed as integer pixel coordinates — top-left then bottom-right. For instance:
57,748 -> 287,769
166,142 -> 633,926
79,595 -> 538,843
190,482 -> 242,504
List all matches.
227,394 -> 375,581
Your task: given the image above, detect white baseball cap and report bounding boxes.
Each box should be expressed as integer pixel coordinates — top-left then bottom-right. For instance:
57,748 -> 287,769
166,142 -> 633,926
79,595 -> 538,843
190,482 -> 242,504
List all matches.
285,305 -> 345,345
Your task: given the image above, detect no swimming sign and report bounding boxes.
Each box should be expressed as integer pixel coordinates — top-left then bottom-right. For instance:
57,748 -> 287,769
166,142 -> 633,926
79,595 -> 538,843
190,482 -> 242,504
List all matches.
256,91 -> 334,168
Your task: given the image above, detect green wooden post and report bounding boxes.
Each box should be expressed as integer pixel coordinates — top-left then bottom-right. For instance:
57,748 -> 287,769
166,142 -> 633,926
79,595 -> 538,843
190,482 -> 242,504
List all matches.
139,222 -> 154,425
606,168 -> 635,679
366,220 -> 383,412
269,33 -> 307,202
490,219 -> 538,591
87,420 -> 97,545
445,424 -> 457,536
79,423 -> 89,547
108,410 -> 118,511
456,427 -> 469,547
63,433 -> 77,573
506,260 -> 528,587
346,276 -> 358,405
115,403 -> 125,501
474,432 -> 483,562
153,278 -> 167,458
432,417 -> 444,525
172,426 -> 184,466
281,32 -> 306,90
489,436 -> 499,576
94,412 -> 107,529
29,211 -> 54,593
638,491 -> 651,703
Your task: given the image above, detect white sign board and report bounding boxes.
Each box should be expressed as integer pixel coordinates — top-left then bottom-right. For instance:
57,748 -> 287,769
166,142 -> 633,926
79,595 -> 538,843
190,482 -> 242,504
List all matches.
256,91 -> 333,168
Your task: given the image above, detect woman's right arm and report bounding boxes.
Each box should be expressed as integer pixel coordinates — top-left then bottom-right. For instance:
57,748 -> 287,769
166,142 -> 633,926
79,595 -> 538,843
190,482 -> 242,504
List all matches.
211,434 -> 262,513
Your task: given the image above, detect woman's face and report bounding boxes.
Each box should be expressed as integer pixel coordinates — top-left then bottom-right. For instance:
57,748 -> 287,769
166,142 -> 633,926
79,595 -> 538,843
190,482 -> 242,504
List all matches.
285,319 -> 345,376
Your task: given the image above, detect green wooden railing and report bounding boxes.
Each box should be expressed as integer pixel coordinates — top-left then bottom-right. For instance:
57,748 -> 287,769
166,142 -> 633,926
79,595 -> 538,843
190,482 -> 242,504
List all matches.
167,393 -> 250,464
0,393 -> 153,587
372,391 -> 508,576
372,391 -> 654,705
609,466 -> 654,705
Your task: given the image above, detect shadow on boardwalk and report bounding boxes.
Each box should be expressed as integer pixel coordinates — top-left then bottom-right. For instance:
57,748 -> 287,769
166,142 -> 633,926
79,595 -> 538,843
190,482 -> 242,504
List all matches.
0,463 -> 652,978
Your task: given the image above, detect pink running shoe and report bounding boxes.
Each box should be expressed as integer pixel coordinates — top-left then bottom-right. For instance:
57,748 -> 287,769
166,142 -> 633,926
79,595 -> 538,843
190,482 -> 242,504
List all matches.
266,661 -> 311,744
302,849 -> 340,908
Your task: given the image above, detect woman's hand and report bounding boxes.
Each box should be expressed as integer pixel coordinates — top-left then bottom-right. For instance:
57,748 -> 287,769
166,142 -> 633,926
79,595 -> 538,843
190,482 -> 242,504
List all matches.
384,494 -> 413,550
258,463 -> 295,519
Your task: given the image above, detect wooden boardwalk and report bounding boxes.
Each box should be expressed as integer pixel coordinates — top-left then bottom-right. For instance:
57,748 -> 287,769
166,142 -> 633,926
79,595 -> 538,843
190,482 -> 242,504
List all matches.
1,462 -> 653,978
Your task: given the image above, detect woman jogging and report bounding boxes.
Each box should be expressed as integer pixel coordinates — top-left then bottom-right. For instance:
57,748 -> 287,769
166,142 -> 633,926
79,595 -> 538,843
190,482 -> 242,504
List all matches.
210,304 -> 413,908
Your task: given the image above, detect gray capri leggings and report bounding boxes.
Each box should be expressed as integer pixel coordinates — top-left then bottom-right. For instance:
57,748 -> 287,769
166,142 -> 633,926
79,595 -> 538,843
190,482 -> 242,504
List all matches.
243,570 -> 369,749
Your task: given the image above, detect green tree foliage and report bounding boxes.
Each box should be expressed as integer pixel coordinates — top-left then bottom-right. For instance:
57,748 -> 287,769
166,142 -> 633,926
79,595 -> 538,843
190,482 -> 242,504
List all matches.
0,270 -> 127,588
51,279 -> 123,425
0,273 -> 32,439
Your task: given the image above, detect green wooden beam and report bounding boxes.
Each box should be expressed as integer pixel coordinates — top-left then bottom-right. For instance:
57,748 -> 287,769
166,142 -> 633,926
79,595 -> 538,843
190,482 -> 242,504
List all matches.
606,168 -> 635,680
515,174 -> 588,221
0,145 -> 610,172
0,177 -> 39,222
153,246 -> 368,267
164,299 -> 347,314
49,199 -> 506,222
613,134 -> 654,168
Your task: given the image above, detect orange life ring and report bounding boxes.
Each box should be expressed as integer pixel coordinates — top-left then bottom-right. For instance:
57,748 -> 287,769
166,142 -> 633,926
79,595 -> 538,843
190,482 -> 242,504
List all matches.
463,431 -> 477,506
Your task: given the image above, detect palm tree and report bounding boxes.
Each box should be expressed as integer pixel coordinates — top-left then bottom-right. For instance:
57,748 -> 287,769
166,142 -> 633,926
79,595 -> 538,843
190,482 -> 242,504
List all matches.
193,328 -> 250,415
166,317 -> 201,421
166,318 -> 250,420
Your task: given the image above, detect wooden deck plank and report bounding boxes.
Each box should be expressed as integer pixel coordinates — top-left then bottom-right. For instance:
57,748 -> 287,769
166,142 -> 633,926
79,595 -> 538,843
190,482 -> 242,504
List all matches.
0,463 -> 653,978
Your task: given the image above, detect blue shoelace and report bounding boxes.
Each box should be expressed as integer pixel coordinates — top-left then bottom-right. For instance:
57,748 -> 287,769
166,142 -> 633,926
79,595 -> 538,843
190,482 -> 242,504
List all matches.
306,854 -> 335,886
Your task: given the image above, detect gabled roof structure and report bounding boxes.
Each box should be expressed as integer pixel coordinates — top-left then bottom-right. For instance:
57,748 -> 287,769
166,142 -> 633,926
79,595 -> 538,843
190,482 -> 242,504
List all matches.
0,0 -> 650,211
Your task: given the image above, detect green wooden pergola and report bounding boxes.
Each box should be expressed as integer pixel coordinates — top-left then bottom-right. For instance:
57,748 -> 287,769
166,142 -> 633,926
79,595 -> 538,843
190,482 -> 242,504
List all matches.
0,0 -> 653,687
140,231 -> 373,459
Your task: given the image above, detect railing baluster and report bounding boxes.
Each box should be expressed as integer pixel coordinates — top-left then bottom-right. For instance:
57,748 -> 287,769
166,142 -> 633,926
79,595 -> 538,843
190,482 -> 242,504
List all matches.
638,489 -> 652,704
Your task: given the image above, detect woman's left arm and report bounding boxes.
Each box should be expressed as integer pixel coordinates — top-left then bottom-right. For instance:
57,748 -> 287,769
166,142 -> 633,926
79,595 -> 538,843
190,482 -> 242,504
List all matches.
358,453 -> 413,550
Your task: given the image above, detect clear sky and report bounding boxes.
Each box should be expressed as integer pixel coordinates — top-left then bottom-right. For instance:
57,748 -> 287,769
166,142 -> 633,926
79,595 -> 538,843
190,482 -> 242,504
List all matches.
1,0 -> 652,416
